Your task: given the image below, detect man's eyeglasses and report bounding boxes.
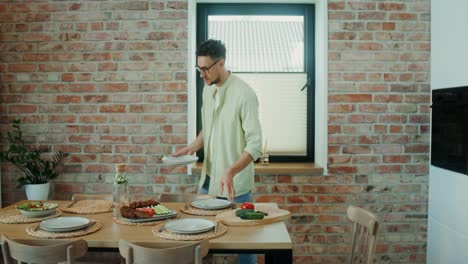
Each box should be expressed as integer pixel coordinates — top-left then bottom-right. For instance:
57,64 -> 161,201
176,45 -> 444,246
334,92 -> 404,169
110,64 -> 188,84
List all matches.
195,58 -> 221,74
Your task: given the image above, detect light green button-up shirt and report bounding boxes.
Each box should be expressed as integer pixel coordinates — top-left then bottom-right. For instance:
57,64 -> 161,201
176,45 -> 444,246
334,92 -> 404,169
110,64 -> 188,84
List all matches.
200,73 -> 262,198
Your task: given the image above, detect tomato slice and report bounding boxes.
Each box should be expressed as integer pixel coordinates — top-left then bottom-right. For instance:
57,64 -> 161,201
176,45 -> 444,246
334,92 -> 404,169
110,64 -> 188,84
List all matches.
136,207 -> 155,216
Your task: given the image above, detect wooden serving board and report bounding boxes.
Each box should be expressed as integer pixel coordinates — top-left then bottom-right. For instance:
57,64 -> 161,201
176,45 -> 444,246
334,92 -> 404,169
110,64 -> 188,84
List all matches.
215,205 -> 291,226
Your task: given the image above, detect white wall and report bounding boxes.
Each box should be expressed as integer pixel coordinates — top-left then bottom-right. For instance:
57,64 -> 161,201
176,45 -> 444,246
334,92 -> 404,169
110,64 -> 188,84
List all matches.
431,0 -> 468,88
428,0 -> 468,262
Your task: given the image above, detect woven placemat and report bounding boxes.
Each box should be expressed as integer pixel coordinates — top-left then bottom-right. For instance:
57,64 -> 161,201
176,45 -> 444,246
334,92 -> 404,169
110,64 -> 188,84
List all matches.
152,222 -> 228,241
180,206 -> 233,216
0,208 -> 63,224
61,200 -> 113,214
113,216 -> 177,226
25,219 -> 102,239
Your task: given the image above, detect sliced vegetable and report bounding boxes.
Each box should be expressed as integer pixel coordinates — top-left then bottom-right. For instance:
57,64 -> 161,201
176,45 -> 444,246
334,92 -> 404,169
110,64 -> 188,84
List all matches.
150,204 -> 172,215
239,211 -> 266,220
136,207 -> 155,217
235,209 -> 254,217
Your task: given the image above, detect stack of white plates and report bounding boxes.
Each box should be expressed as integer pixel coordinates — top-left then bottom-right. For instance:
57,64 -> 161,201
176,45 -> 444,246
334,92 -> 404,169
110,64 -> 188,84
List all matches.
164,219 -> 214,234
39,217 -> 90,232
191,198 -> 232,210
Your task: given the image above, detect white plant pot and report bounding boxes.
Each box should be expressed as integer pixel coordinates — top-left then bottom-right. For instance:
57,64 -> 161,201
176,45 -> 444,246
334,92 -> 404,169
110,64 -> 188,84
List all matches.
25,183 -> 50,200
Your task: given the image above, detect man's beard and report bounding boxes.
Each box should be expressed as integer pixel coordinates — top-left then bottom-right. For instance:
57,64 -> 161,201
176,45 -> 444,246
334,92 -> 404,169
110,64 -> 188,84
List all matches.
208,76 -> 221,86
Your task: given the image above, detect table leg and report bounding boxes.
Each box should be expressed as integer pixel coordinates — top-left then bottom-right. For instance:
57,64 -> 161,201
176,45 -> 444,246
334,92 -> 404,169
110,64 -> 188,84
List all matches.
265,249 -> 292,264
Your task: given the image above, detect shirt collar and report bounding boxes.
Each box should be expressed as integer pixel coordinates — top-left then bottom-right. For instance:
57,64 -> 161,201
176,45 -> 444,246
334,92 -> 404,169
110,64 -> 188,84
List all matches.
210,72 -> 233,100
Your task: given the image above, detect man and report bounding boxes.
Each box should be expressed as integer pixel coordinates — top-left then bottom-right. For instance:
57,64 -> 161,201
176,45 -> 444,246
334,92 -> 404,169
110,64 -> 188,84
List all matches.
174,39 -> 262,203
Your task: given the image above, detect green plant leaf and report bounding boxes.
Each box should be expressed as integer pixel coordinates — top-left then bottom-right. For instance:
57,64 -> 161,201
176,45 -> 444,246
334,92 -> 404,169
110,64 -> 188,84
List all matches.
0,119 -> 68,188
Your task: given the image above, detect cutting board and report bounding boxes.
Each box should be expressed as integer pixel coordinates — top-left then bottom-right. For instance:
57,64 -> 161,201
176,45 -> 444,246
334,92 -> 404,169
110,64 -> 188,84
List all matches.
215,205 -> 291,226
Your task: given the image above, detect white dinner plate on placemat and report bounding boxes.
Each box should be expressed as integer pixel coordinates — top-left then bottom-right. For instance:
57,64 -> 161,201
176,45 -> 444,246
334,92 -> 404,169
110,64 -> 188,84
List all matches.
164,219 -> 215,234
40,217 -> 90,232
191,199 -> 232,210
160,155 -> 198,166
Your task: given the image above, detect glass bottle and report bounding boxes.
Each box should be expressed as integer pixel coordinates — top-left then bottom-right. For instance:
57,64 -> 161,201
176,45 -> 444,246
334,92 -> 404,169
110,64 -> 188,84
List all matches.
113,164 -> 129,218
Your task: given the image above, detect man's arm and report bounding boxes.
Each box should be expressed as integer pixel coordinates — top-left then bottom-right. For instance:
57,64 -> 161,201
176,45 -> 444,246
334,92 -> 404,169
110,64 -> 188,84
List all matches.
173,130 -> 204,156
220,151 -> 253,201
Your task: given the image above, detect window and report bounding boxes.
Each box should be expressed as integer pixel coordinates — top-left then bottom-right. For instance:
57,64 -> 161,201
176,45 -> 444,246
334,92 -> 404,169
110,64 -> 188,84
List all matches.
196,3 -> 315,162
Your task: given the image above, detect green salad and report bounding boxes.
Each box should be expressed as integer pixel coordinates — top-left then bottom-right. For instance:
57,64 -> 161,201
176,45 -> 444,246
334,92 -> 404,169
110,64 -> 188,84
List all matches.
16,201 -> 57,211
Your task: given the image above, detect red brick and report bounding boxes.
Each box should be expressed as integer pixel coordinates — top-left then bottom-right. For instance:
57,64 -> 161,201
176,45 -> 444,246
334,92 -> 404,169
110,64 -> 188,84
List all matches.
287,195 -> 315,203
390,13 -> 417,20
132,136 -> 157,144
47,115 -> 76,123
62,73 -> 74,82
375,165 -> 402,173
102,83 -> 128,92
56,95 -> 81,103
98,63 -> 117,71
328,166 -> 357,174
69,135 -> 91,143
99,155 -> 127,163
99,105 -> 126,113
329,94 -> 372,103
99,135 -> 128,143
255,195 -> 285,204
318,195 -> 347,203
69,154 -> 96,163
9,64 -> 36,72
379,3 -> 405,11
8,105 -> 37,113
404,144 -> 430,153
80,116 -> 107,123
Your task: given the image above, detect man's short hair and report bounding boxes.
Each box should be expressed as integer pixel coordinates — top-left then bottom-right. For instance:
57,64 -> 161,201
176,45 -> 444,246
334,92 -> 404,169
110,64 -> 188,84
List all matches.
196,39 -> 226,60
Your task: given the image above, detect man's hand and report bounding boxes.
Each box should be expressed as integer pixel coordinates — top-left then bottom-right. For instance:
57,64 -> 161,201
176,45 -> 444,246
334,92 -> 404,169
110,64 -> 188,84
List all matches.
220,169 -> 235,202
172,146 -> 193,157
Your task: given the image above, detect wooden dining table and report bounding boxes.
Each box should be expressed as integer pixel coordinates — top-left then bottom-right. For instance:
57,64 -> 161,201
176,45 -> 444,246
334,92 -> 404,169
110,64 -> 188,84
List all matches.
0,201 -> 293,264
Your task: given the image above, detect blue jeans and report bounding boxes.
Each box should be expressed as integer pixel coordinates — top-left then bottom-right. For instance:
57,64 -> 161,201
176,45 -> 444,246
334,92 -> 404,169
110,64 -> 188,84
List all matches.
199,180 -> 256,264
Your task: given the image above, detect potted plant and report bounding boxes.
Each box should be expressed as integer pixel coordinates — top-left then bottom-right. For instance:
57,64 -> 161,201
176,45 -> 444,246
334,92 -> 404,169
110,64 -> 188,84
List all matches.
0,119 -> 68,200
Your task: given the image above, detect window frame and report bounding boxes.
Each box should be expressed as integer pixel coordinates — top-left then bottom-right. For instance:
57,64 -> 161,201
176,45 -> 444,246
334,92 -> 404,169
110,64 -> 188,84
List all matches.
196,3 -> 315,162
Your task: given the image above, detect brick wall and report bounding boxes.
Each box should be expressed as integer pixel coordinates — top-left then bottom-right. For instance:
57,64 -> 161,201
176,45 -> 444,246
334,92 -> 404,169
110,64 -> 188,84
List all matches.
0,0 -> 191,202
0,1 -> 430,263
326,1 -> 430,263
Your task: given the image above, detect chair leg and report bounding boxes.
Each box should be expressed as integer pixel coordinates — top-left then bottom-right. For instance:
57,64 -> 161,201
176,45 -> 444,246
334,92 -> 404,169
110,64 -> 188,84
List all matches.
67,245 -> 74,264
127,247 -> 134,264
1,240 -> 12,264
194,245 -> 201,264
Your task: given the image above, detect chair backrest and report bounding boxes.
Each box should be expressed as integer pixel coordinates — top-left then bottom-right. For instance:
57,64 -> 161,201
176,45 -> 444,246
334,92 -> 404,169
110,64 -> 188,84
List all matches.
158,193 -> 215,203
119,239 -> 210,264
1,235 -> 88,264
71,193 -> 112,201
347,205 -> 380,264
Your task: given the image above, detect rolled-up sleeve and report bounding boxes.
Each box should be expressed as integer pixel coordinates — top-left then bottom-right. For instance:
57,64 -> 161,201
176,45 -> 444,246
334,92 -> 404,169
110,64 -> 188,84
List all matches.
240,89 -> 263,161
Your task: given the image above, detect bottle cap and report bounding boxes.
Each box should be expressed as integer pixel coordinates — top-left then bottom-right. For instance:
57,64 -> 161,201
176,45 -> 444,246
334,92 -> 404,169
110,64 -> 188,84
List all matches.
115,164 -> 127,173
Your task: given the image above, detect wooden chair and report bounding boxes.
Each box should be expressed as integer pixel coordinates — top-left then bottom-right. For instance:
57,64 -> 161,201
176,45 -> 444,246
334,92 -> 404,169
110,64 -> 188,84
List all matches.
347,205 -> 380,264
119,239 -> 210,264
1,235 -> 88,264
158,193 -> 215,203
71,194 -> 112,201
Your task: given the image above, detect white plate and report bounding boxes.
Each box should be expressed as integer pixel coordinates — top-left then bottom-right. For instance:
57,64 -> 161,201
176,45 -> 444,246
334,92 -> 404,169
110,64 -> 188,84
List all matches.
165,219 -> 214,234
40,217 -> 90,232
191,198 -> 232,210
160,155 -> 198,166
122,210 -> 178,223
